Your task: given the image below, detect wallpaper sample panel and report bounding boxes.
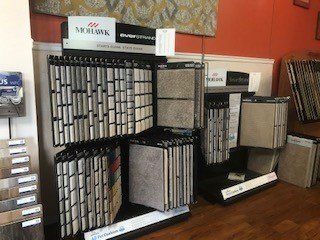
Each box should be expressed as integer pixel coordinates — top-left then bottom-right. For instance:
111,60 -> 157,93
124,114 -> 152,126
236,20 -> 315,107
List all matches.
32,0 -> 219,36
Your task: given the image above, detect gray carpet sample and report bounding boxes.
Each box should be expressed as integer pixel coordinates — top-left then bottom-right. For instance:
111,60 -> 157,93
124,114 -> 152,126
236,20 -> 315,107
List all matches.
129,144 -> 165,211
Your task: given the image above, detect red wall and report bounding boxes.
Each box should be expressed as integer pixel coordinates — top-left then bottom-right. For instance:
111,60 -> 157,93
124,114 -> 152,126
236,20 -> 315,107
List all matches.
30,0 -> 320,94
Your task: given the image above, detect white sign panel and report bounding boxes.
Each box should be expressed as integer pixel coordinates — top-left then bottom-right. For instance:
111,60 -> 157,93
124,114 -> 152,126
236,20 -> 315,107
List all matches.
156,28 -> 175,56
63,39 -> 155,54
206,68 -> 227,87
221,172 -> 277,200
229,93 -> 241,148
248,72 -> 261,92
68,16 -> 116,43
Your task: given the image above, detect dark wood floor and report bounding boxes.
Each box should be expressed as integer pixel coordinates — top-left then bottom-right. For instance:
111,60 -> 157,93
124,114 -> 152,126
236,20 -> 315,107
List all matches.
138,182 -> 320,240
45,182 -> 320,239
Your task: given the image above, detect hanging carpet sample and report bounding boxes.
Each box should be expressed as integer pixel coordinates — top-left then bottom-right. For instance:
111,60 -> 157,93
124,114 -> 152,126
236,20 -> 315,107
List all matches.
32,0 -> 219,36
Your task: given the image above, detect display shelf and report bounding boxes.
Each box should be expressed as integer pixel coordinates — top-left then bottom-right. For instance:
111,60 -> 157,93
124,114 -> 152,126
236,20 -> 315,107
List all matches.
199,171 -> 278,205
44,203 -> 190,240
84,204 -> 190,240
199,90 -> 278,205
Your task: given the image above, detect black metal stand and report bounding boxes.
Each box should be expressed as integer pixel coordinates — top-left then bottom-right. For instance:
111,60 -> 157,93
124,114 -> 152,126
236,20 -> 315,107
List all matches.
198,91 -> 278,205
53,22 -> 194,240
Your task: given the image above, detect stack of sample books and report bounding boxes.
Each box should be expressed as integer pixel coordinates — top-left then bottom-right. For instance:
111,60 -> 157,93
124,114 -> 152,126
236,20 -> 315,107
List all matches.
129,134 -> 195,212
286,59 -> 320,122
202,100 -> 230,165
0,138 -> 43,240
55,141 -> 122,239
48,56 -> 154,146
240,96 -> 290,149
277,134 -> 320,188
157,62 -> 205,130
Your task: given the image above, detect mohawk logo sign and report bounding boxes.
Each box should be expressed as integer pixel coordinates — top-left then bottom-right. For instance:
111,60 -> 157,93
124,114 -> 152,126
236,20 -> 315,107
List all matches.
75,22 -> 110,36
206,68 -> 227,87
68,16 -> 116,43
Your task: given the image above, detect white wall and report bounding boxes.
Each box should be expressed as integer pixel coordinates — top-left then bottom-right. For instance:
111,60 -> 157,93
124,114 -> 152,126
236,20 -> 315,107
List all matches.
203,54 -> 274,96
33,42 -> 63,224
0,0 -> 40,193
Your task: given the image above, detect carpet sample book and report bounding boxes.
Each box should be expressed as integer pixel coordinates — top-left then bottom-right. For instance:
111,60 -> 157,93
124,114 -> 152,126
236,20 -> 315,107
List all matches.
277,134 -> 320,188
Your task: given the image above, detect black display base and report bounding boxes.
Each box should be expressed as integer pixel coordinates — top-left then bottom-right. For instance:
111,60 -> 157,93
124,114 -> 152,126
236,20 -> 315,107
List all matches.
45,203 -> 190,240
111,205 -> 190,240
199,170 -> 278,205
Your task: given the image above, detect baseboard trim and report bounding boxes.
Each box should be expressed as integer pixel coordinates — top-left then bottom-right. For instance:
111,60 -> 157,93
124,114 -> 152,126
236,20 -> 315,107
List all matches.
204,54 -> 274,64
33,42 -> 62,52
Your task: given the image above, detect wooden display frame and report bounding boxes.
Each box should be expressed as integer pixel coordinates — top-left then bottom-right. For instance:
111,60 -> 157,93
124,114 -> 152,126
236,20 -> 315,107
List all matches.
278,51 -> 320,137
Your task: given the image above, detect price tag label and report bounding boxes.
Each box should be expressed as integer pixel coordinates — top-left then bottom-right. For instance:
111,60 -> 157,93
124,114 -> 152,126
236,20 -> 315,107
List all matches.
22,218 -> 41,228
17,196 -> 36,205
19,185 -> 37,194
22,206 -> 41,216
18,175 -> 37,184
12,156 -> 30,164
